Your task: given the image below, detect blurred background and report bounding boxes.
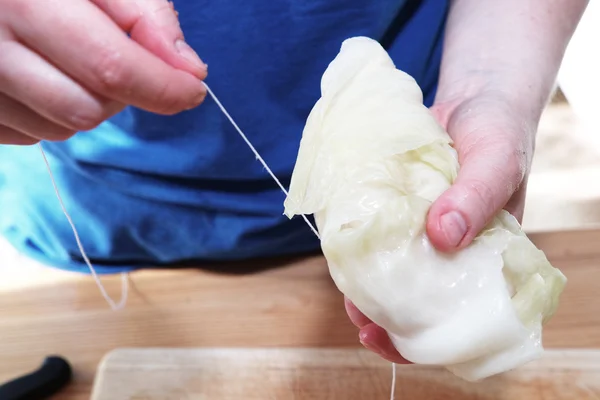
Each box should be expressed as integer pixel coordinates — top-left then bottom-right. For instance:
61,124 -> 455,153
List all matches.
523,0 -> 600,232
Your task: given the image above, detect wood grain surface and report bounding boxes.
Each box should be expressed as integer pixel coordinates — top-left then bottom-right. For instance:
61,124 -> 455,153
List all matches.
90,348 -> 600,400
1,228 -> 600,399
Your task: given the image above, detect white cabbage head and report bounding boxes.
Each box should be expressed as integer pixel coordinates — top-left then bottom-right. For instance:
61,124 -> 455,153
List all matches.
283,36 -> 566,382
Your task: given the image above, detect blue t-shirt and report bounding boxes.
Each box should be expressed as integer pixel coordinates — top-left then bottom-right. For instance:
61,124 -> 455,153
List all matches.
0,0 -> 448,273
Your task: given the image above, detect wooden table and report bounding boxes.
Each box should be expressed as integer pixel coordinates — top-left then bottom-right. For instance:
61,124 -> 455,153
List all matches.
1,229 -> 599,399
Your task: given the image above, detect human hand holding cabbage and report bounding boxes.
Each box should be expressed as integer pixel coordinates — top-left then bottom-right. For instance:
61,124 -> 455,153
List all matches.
349,93 -> 535,364
295,0 -> 587,379
284,37 -> 566,381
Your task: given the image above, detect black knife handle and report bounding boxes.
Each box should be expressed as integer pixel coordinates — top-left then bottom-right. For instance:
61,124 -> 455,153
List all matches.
0,356 -> 72,400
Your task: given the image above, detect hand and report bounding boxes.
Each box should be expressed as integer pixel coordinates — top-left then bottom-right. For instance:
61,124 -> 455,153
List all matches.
345,92 -> 536,362
0,0 -> 207,145
345,297 -> 410,364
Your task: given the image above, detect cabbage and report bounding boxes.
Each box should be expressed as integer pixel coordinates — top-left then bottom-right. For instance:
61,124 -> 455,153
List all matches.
283,36 -> 566,381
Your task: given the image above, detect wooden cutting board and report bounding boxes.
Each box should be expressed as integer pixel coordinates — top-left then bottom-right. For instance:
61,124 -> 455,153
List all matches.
91,348 -> 600,400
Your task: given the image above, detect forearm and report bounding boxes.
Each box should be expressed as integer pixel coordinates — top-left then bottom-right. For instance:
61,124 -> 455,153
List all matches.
435,0 -> 588,121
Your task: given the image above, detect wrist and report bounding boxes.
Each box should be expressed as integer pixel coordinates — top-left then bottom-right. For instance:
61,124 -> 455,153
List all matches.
433,69 -> 550,128
435,0 -> 588,124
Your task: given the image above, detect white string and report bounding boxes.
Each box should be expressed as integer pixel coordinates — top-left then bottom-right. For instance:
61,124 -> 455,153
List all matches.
202,82 -> 398,400
38,143 -> 128,311
201,82 -> 321,240
36,81 -> 316,312
391,363 -> 396,400
38,81 -> 392,398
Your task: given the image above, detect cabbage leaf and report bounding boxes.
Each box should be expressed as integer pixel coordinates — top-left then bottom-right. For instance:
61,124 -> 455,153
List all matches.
283,36 -> 566,381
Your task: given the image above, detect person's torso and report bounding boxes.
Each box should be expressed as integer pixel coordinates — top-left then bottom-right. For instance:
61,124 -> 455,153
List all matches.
0,0 -> 449,272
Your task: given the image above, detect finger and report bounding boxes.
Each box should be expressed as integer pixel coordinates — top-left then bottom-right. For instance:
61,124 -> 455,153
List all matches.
0,94 -> 77,141
92,0 -> 207,79
8,0 -> 206,114
426,134 -> 526,252
0,39 -> 124,132
505,181 -> 528,223
359,323 -> 411,364
344,297 -> 373,328
0,125 -> 39,145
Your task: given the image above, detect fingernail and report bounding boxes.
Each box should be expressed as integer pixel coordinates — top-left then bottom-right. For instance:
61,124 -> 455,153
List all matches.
175,39 -> 207,71
439,211 -> 468,247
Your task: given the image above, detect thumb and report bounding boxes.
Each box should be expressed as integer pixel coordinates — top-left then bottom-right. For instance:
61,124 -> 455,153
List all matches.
92,0 -> 207,79
426,140 -> 526,252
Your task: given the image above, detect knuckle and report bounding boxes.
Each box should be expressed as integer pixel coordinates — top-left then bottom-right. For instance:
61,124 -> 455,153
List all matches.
466,139 -> 527,196
92,50 -> 132,93
468,178 -> 496,208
